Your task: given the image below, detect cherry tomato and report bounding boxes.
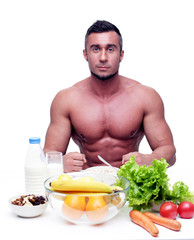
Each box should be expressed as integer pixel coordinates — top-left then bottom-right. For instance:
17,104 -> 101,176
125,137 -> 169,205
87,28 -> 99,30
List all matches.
178,201 -> 194,219
160,201 -> 178,219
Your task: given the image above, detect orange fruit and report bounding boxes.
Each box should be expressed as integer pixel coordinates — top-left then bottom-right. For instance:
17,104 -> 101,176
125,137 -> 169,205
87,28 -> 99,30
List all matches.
111,194 -> 122,206
62,195 -> 86,220
85,196 -> 109,222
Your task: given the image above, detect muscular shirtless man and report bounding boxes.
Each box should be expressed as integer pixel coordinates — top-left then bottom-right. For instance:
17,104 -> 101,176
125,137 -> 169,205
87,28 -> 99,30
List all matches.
43,20 -> 176,172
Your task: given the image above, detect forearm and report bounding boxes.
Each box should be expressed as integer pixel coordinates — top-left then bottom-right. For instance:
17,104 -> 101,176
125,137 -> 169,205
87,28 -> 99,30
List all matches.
150,144 -> 176,167
43,147 -> 57,155
122,144 -> 176,167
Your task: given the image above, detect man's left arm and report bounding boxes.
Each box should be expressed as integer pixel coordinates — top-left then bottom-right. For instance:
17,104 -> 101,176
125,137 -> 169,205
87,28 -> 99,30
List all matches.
122,88 -> 176,166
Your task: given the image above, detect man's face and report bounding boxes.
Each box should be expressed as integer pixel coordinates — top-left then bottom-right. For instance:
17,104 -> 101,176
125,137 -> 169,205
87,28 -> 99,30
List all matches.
83,31 -> 124,81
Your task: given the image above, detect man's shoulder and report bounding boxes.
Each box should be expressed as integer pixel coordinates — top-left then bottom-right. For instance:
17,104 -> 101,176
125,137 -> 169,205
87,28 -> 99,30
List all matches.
136,84 -> 164,112
55,78 -> 89,99
123,77 -> 156,94
123,77 -> 158,95
50,82 -> 85,114
122,77 -> 163,108
135,83 -> 159,95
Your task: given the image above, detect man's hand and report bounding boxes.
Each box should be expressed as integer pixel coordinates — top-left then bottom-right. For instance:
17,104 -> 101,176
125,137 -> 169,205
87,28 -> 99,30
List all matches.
122,152 -> 153,166
63,152 -> 87,172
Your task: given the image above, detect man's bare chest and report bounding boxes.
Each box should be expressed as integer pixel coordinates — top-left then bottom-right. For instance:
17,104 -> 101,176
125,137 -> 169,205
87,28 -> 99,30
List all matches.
70,96 -> 144,142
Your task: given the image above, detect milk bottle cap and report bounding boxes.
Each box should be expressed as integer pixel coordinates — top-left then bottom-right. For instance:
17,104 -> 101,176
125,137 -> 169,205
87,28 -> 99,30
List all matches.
29,137 -> 41,144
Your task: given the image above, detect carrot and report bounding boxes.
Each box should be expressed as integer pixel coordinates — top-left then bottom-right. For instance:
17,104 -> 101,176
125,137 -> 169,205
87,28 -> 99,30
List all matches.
144,212 -> 181,231
129,210 -> 159,237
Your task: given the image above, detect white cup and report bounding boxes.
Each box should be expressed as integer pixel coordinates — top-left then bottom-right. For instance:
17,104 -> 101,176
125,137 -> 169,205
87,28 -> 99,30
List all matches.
46,151 -> 63,177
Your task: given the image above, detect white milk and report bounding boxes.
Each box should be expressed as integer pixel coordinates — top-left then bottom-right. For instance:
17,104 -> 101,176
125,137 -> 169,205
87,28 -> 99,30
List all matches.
25,137 -> 48,195
47,163 -> 63,177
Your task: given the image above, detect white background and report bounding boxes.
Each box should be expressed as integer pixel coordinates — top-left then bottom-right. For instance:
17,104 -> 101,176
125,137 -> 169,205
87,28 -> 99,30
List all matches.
1,0 -> 194,192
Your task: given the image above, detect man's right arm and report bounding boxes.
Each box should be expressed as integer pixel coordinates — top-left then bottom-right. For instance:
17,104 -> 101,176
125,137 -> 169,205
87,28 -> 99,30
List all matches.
43,89 -> 86,172
44,90 -> 72,154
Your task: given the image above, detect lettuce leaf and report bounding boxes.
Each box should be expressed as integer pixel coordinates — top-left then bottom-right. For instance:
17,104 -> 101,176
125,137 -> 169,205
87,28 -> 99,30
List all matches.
166,181 -> 194,204
117,156 -> 194,210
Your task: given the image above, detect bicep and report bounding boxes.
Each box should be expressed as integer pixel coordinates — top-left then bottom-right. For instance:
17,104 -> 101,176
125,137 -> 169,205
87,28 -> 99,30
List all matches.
143,91 -> 174,150
44,118 -> 71,154
44,92 -> 72,154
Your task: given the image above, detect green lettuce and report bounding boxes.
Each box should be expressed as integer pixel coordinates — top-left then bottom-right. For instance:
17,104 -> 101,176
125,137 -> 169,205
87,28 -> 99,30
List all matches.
117,156 -> 194,211
166,181 -> 194,204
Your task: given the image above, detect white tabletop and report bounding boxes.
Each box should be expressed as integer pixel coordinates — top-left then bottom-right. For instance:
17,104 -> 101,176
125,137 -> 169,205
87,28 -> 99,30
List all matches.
1,171 -> 194,240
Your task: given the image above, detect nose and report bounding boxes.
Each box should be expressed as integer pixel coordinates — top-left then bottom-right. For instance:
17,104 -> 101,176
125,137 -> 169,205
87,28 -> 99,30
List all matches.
99,49 -> 107,62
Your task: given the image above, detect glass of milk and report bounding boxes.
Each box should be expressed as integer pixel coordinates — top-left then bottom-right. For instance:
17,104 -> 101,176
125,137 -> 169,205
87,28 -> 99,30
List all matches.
46,151 -> 63,177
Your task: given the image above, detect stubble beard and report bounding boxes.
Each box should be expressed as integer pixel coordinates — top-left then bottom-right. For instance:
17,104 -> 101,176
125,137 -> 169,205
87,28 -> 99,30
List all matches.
91,71 -> 118,81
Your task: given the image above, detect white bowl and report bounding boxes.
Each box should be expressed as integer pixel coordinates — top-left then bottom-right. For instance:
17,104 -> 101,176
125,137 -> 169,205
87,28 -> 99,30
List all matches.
9,195 -> 48,218
84,166 -> 119,175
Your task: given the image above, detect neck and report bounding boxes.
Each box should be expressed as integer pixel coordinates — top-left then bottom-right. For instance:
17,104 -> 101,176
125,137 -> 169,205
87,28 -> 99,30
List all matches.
89,72 -> 121,99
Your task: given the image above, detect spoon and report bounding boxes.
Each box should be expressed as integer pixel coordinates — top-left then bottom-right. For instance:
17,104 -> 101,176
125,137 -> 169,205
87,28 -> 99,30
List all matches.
97,155 -> 117,170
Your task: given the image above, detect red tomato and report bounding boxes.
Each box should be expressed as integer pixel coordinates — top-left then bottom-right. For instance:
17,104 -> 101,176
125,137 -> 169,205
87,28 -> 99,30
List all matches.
178,201 -> 194,219
160,201 -> 178,219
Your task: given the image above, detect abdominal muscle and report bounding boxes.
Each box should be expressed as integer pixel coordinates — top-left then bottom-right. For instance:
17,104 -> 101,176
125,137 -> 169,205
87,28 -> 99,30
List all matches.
72,128 -> 144,169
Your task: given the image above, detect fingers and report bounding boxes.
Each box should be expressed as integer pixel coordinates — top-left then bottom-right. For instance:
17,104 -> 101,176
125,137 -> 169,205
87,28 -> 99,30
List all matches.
73,159 -> 85,166
122,152 -> 138,164
63,152 -> 87,172
122,152 -> 151,166
71,153 -> 86,167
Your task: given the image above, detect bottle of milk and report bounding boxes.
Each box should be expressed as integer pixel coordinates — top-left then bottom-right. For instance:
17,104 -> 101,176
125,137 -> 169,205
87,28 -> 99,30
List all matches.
25,137 -> 48,195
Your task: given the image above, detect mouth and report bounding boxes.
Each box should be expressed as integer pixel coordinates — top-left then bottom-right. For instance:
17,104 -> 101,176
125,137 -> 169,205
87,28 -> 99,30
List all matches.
97,65 -> 110,71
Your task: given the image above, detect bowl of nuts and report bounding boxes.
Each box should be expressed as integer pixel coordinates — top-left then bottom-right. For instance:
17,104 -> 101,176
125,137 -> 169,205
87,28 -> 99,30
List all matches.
9,194 -> 48,218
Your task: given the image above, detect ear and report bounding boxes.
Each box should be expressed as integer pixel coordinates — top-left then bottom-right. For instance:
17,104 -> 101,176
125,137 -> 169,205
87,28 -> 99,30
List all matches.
83,49 -> 88,61
120,50 -> 124,62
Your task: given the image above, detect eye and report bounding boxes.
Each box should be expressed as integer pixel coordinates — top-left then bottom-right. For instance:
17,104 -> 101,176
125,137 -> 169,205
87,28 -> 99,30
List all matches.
108,47 -> 115,53
93,47 -> 99,52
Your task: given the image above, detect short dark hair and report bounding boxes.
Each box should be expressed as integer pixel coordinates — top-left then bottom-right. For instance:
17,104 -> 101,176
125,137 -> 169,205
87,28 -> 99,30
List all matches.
85,20 -> 123,52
